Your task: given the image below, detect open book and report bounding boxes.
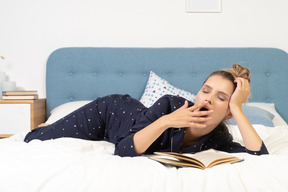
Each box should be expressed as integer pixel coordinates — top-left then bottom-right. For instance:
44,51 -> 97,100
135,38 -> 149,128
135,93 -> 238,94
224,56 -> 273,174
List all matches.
149,149 -> 243,169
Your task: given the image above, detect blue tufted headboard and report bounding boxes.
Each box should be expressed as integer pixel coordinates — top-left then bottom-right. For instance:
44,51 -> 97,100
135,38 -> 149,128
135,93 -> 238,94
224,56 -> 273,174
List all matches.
46,47 -> 288,122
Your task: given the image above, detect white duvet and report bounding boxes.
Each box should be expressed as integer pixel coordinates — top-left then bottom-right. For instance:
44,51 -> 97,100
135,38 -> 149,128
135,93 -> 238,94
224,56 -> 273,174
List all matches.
0,125 -> 288,192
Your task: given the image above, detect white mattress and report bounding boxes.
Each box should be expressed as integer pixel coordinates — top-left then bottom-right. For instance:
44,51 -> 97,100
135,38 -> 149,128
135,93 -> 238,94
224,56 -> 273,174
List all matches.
0,125 -> 288,192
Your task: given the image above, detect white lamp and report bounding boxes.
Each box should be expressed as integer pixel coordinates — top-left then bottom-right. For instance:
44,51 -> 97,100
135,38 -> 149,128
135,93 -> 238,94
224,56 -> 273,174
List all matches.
2,81 -> 16,92
0,71 -> 6,99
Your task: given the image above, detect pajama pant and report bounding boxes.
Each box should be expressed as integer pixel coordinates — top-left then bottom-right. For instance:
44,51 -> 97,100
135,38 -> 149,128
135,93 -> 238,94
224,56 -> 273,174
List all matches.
24,94 -> 141,144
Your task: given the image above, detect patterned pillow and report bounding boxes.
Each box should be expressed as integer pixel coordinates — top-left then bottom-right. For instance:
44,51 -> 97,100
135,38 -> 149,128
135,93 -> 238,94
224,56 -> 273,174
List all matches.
140,71 -> 196,108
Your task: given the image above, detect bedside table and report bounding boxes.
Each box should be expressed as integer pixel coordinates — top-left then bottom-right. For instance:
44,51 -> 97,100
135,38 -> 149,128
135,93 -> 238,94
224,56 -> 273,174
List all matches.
0,99 -> 46,137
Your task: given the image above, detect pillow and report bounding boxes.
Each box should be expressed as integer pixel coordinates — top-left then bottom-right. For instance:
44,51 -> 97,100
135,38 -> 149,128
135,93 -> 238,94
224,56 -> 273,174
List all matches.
140,71 -> 196,108
45,101 -> 91,124
228,105 -> 275,127
245,102 -> 287,126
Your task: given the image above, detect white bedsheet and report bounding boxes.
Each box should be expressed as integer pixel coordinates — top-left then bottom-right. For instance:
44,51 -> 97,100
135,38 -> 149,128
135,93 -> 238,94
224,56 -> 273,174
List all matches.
1,125 -> 288,192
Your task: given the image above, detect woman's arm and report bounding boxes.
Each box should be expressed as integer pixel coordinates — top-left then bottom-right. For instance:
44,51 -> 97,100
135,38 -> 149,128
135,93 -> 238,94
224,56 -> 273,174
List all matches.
133,100 -> 212,154
37,123 -> 50,127
229,78 -> 263,151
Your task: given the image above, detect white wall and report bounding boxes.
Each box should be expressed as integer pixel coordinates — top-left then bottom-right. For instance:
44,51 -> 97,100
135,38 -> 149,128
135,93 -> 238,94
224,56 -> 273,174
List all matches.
0,0 -> 287,98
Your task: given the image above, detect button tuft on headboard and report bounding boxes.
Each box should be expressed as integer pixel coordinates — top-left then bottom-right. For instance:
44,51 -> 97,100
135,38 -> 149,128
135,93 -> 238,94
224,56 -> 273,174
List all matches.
266,97 -> 271,102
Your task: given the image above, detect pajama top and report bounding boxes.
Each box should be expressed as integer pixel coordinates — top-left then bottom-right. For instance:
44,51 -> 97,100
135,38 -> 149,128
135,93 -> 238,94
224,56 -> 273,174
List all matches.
24,94 -> 269,157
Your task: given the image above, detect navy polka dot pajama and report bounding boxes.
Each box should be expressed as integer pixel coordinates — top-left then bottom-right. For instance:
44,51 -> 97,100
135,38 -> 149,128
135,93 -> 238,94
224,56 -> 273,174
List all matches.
24,94 -> 268,157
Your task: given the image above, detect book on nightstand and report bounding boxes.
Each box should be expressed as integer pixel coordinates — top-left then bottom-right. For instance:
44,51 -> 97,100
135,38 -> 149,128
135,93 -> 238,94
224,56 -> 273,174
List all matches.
2,95 -> 39,100
2,90 -> 39,100
148,149 -> 243,169
2,90 -> 38,96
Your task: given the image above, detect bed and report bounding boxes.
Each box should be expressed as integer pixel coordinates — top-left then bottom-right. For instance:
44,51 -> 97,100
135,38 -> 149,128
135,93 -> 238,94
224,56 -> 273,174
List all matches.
1,47 -> 288,191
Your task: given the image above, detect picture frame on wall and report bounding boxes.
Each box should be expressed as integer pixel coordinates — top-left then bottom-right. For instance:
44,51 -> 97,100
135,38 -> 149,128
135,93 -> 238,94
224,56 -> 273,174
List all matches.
186,0 -> 222,13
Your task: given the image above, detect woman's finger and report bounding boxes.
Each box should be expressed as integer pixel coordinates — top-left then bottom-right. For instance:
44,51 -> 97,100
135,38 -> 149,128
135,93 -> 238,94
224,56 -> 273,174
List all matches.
187,100 -> 208,112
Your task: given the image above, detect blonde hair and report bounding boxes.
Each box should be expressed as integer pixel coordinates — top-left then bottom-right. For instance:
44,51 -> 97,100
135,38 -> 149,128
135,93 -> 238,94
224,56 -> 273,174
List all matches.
204,64 -> 251,88
222,64 -> 250,83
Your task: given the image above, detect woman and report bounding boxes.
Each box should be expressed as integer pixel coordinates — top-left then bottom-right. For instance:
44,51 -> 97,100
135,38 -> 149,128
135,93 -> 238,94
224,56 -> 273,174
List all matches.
25,64 -> 268,157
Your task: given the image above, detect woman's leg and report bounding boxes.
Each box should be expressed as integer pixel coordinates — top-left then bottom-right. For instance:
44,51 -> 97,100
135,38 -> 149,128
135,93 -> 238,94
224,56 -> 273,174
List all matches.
24,97 -> 108,142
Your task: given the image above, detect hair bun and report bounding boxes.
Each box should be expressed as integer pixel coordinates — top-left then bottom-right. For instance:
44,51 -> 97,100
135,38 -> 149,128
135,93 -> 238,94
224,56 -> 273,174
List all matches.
232,64 -> 251,82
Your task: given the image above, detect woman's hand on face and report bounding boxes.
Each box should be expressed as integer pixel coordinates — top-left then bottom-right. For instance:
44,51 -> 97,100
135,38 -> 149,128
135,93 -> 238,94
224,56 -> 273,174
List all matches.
163,100 -> 213,129
229,77 -> 250,110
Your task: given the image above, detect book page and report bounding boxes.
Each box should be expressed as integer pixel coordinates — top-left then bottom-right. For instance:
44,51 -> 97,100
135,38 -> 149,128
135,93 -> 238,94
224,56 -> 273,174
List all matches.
149,156 -> 203,169
151,149 -> 242,168
184,149 -> 241,167
153,152 -> 205,167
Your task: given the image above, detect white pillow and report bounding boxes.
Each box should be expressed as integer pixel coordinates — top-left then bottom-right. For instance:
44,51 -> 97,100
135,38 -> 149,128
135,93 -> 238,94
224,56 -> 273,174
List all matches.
245,102 -> 287,126
140,71 -> 196,108
45,101 -> 91,124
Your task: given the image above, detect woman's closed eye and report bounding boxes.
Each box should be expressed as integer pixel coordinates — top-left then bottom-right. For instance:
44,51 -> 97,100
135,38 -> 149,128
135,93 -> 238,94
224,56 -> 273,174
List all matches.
203,90 -> 209,94
202,87 -> 210,94
218,94 -> 228,101
218,96 -> 226,101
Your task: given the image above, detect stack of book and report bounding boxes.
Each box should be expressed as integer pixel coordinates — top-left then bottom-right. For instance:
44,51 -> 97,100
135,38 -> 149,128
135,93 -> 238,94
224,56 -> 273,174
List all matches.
2,90 -> 39,100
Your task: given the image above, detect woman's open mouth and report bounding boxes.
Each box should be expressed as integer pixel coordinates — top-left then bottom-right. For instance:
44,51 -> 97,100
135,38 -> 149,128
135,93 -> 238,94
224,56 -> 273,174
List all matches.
199,107 -> 209,118
200,107 -> 208,111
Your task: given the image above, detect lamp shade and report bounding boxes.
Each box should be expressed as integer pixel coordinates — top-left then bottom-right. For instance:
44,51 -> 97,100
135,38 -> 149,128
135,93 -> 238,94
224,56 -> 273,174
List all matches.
2,81 -> 16,91
0,71 -> 5,84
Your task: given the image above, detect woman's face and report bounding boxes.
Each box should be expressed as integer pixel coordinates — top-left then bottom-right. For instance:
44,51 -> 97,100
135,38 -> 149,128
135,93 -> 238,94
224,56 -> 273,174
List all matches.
194,75 -> 234,128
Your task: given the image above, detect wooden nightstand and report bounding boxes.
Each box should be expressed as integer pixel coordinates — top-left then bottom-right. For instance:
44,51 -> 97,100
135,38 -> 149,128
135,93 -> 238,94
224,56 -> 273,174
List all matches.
0,99 -> 46,137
